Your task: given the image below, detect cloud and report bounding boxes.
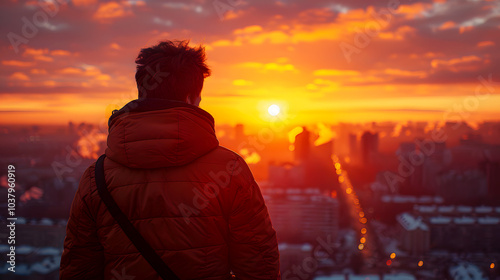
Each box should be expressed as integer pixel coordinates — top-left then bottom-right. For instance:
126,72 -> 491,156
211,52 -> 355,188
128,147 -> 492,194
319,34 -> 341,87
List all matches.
2,60 -> 34,67
110,43 -> 122,50
314,69 -> 360,76
345,75 -> 388,84
23,48 -> 47,56
9,72 -> 30,81
234,25 -> 263,34
384,68 -> 427,78
431,55 -> 486,72
223,9 -> 246,20
233,79 -> 254,86
23,48 -> 53,62
438,21 -> 456,30
43,80 -> 57,87
30,69 -> 47,74
379,25 -> 417,40
211,39 -> 239,47
162,2 -> 203,13
0,110 -> 58,113
306,78 -> 340,92
93,1 -> 132,21
238,61 -> 297,72
0,0 -> 499,121
50,50 -> 72,56
58,67 -> 84,74
396,2 -> 433,19
477,41 -> 495,48
72,0 -> 98,7
153,17 -> 173,27
57,65 -> 112,81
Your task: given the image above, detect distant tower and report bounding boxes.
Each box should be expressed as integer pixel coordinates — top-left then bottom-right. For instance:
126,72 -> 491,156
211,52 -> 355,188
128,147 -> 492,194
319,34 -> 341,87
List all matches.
294,127 -> 310,162
430,142 -> 446,163
234,123 -> 245,143
68,121 -> 75,135
479,160 -> 500,203
348,133 -> 358,158
398,142 -> 423,194
361,131 -> 379,165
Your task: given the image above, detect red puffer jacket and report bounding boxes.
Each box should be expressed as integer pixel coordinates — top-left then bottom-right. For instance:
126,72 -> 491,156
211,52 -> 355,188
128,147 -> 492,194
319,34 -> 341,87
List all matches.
60,99 -> 280,280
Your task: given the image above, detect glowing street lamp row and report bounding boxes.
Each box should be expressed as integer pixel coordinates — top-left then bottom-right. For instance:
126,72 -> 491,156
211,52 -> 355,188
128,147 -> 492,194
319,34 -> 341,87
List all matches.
333,157 -> 369,252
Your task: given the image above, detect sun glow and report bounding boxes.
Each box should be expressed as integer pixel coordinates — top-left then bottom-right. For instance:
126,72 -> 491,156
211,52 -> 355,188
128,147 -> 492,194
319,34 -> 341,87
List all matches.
268,104 -> 280,116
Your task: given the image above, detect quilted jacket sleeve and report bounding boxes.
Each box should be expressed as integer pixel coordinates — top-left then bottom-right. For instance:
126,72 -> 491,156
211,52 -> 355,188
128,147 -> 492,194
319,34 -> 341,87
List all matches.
228,157 -> 280,280
60,165 -> 105,280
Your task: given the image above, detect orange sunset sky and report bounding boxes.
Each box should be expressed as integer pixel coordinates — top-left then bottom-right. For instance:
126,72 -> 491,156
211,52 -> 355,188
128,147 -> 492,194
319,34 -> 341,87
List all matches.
1,0 -> 500,129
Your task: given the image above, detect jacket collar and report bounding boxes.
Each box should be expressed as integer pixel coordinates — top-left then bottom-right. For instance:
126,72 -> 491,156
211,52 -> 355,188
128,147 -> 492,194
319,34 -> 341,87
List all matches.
108,98 -> 214,131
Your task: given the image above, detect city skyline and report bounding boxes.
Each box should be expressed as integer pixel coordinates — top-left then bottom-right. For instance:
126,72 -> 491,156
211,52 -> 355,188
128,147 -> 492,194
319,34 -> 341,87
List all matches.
1,0 -> 500,125
2,0 -> 500,279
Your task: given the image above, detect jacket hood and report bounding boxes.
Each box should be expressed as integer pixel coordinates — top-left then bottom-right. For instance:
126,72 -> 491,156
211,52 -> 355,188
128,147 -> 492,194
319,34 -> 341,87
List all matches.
105,98 -> 219,169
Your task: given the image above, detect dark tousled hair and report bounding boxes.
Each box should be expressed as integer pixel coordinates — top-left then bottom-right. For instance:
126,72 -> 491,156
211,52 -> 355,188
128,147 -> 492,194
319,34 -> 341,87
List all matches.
135,40 -> 211,101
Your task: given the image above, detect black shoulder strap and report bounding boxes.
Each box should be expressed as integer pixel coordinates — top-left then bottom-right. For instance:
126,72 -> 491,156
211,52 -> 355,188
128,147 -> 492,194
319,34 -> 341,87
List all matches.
94,154 -> 180,280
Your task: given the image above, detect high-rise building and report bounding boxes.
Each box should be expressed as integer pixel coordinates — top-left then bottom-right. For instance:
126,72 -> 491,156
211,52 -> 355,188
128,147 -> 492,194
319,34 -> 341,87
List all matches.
437,169 -> 488,204
397,142 -> 424,195
396,212 -> 430,255
479,160 -> 500,203
263,188 -> 339,243
361,131 -> 379,165
234,123 -> 245,143
294,127 -> 311,163
397,212 -> 500,253
348,133 -> 358,160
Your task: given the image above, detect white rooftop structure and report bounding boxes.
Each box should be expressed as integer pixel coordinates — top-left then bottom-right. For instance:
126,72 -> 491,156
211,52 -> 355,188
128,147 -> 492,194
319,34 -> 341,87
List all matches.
38,218 -> 54,226
381,195 -> 443,204
314,274 -> 416,280
449,262 -> 487,280
478,217 -> 500,225
454,217 -> 475,225
418,205 -> 437,213
475,206 -> 493,214
438,206 -> 455,214
414,204 -> 500,217
384,274 -> 416,280
278,243 -> 313,252
0,256 -> 61,275
397,213 -> 429,231
38,247 -> 61,256
456,206 -> 473,213
430,216 -> 452,224
315,275 -> 380,280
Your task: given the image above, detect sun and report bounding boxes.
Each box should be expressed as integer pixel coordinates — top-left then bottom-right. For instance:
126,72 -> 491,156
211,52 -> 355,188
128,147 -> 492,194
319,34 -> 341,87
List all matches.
268,104 -> 280,116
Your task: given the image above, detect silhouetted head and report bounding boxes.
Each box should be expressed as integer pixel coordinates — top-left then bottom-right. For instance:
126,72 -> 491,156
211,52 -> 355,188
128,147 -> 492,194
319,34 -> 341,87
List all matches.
135,40 -> 211,105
